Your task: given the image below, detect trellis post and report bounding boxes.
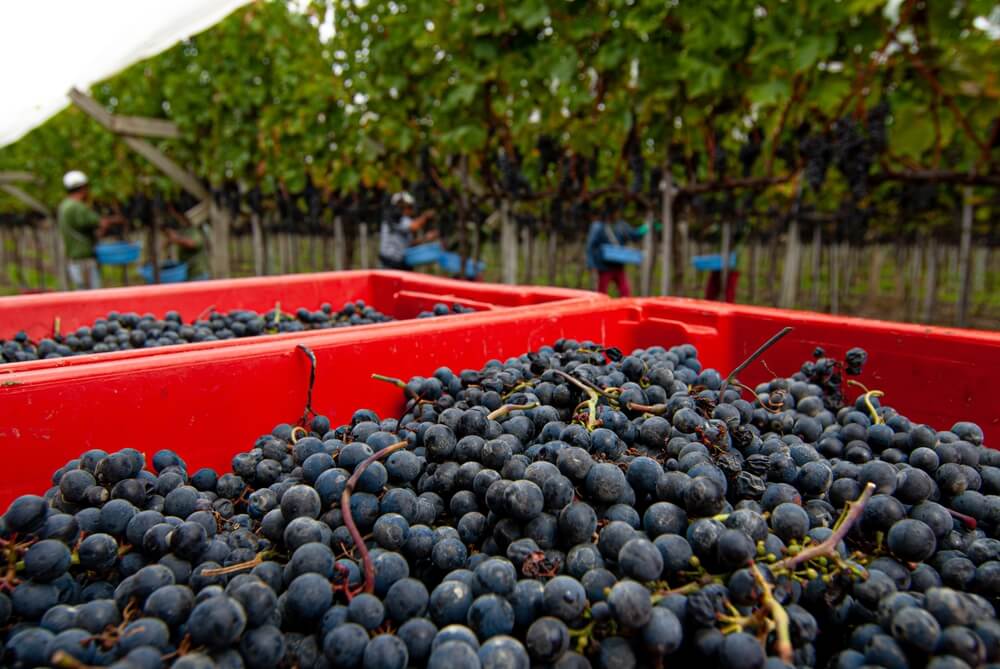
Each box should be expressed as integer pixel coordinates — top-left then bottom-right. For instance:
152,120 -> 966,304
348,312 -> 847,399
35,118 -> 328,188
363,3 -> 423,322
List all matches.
67,88 -> 230,278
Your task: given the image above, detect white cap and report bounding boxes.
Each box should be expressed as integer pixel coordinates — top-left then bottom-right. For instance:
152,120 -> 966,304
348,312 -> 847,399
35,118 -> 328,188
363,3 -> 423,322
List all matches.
391,191 -> 415,206
63,170 -> 88,191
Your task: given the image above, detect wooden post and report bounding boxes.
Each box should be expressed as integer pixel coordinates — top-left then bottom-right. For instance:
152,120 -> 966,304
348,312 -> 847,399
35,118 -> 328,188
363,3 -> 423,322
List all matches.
250,213 -> 265,276
68,88 -> 223,279
748,237 -> 759,304
948,244 -> 959,289
985,248 -> 996,296
779,180 -> 804,309
0,171 -> 39,183
547,230 -> 558,286
972,247 -> 987,293
501,200 -> 517,284
765,233 -> 779,305
658,162 -> 675,295
779,222 -> 801,309
310,231 -> 320,272
458,156 -> 472,277
0,184 -> 50,216
956,185 -> 974,327
47,220 -> 67,291
359,223 -> 370,269
289,232 -> 299,273
893,242 -> 906,300
231,229 -> 242,272
0,227 -> 7,287
0,225 -> 9,286
921,236 -> 939,323
472,213 -> 482,266
720,220 -> 733,302
32,225 -> 44,289
906,242 -> 922,322
333,216 -> 346,271
322,227 -> 334,271
12,227 -> 25,288
810,225 -> 822,310
640,213 -> 654,296
510,213 -> 520,284
829,243 -> 840,315
843,241 -> 855,299
576,240 -> 588,289
522,226 -> 533,284
150,203 -> 161,284
869,244 -> 884,296
678,214 -> 690,295
209,203 -> 230,279
276,231 -> 285,274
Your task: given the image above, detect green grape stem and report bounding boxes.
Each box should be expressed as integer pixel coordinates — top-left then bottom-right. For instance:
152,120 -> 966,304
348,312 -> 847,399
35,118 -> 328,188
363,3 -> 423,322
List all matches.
487,402 -> 540,421
750,561 -> 793,664
774,482 -> 876,571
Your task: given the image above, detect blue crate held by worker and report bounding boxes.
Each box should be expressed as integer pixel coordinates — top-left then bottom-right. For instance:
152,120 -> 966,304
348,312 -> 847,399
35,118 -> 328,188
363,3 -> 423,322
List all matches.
404,242 -> 443,266
438,252 -> 486,279
95,241 -> 141,266
599,245 -> 643,265
139,261 -> 189,284
692,252 -> 738,271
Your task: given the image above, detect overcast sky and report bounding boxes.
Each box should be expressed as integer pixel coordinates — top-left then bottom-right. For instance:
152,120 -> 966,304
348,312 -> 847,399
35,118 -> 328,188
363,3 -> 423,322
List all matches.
0,0 -> 251,146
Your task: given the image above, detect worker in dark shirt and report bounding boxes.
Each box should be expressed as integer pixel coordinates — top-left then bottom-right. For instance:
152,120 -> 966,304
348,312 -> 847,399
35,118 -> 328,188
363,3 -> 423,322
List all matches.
378,192 -> 436,270
585,208 -> 647,296
166,207 -> 209,281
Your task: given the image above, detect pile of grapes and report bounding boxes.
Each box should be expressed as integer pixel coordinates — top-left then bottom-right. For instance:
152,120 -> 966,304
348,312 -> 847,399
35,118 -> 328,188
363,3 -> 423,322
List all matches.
0,301 -> 474,365
2,339 -> 998,669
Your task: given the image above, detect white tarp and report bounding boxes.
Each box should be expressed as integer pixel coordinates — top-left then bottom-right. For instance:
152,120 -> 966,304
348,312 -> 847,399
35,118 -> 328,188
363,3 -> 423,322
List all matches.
0,0 -> 252,147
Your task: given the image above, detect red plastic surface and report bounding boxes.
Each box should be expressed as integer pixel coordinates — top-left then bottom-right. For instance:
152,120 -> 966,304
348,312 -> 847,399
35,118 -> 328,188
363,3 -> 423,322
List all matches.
638,298 -> 1000,444
0,270 -> 599,373
1,297 -> 998,507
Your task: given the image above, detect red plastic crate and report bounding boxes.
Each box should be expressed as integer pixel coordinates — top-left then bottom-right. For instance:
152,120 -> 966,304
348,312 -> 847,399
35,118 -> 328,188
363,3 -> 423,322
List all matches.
635,297 -> 1000,445
1,297 -> 997,507
0,270 -> 600,373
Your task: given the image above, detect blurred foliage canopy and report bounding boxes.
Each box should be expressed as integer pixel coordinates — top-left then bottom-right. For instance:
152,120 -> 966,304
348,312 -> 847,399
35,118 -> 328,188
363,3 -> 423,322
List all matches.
1,0 -> 997,237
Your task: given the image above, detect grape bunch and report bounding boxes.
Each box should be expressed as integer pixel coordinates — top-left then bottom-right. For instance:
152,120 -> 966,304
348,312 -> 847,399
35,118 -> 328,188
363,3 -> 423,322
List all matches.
832,117 -> 873,200
900,182 -> 939,219
713,146 -> 728,180
0,302 -> 475,365
537,136 -> 560,177
867,102 -> 890,156
1,338 -> 998,669
628,150 -> 645,196
835,198 -> 873,246
417,303 -> 476,319
799,134 -> 832,193
648,166 -> 663,200
549,198 -> 564,231
497,152 -> 531,200
739,132 -> 762,178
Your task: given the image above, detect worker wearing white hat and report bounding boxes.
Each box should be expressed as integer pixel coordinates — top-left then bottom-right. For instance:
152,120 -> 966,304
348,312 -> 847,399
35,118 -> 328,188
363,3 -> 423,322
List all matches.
378,191 -> 436,270
57,171 -> 121,290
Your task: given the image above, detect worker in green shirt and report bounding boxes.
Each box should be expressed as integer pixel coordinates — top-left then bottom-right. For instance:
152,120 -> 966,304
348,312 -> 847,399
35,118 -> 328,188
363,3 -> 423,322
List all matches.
57,171 -> 122,289
165,205 -> 210,281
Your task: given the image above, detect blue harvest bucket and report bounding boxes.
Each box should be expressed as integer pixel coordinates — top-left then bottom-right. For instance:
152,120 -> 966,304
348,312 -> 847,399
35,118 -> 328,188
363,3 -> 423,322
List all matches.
95,242 -> 141,265
692,252 -> 738,271
405,242 -> 443,266
599,245 -> 643,265
438,252 -> 486,279
139,262 -> 189,284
